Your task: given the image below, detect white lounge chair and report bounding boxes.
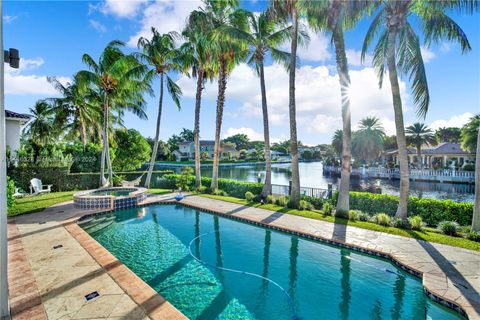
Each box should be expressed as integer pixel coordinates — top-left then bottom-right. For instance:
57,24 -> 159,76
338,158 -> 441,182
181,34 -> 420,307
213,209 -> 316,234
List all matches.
30,178 -> 52,195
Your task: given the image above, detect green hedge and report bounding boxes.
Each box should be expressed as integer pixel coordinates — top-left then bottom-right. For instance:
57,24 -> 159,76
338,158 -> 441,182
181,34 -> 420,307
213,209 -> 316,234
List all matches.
156,174 -> 263,198
9,168 -> 173,192
333,191 -> 473,226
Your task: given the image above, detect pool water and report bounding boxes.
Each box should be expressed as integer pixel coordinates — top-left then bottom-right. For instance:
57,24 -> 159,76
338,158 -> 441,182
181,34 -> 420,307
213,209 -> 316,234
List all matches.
91,190 -> 132,197
81,204 -> 463,320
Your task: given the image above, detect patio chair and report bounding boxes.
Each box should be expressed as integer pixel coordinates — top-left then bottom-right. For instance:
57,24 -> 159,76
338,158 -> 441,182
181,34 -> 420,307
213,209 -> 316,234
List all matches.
30,178 -> 53,195
13,187 -> 27,198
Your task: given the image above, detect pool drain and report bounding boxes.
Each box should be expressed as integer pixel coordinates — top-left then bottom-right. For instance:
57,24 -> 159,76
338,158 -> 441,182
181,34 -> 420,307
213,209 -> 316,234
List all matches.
188,231 -> 299,319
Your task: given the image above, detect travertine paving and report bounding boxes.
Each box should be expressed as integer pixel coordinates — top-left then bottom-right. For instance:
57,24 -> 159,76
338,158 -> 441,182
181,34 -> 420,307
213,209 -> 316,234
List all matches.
8,193 -> 480,319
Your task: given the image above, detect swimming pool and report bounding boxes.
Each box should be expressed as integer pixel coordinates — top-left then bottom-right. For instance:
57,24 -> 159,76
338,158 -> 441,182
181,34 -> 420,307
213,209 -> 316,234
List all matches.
80,204 -> 463,320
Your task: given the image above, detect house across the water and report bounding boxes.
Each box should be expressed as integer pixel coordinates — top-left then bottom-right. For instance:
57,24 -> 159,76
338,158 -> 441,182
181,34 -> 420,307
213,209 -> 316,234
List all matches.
5,109 -> 31,155
382,142 -> 476,169
173,140 -> 240,161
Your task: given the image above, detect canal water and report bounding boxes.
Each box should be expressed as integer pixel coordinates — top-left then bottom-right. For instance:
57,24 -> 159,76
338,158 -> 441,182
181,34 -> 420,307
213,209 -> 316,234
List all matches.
156,162 -> 474,203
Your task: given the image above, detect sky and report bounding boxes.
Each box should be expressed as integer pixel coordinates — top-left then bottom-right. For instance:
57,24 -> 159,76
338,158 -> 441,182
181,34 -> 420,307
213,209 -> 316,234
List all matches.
4,0 -> 480,146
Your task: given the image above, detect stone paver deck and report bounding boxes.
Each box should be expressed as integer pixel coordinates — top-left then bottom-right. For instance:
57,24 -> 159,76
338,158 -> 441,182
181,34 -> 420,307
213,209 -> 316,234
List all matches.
7,193 -> 480,319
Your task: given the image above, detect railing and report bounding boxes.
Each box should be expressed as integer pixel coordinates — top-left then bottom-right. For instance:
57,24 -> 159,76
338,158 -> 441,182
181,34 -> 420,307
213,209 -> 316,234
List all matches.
272,184 -> 331,199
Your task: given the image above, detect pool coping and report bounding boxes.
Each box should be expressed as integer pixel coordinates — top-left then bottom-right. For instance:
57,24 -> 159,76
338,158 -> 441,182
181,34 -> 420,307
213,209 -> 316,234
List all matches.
75,195 -> 479,320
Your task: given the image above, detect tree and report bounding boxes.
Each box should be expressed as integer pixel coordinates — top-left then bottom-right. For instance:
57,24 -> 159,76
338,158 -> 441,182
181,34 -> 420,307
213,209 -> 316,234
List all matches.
303,0 -> 371,224
138,29 -> 182,188
77,40 -> 149,186
383,135 -> 397,151
179,128 -> 194,142
25,100 -> 57,147
461,114 -> 480,152
190,0 -> 248,191
271,139 -> 290,155
436,127 -> 461,144
362,0 -> 475,220
331,129 -> 343,157
223,133 -> 250,151
221,11 -> 293,197
406,123 -> 437,169
181,16 -> 216,188
113,129 -> 151,172
167,134 -> 185,152
472,122 -> 480,232
353,117 -> 386,165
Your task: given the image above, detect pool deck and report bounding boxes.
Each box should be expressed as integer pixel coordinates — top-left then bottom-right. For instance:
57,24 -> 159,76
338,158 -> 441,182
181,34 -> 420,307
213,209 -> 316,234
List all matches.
7,193 -> 480,319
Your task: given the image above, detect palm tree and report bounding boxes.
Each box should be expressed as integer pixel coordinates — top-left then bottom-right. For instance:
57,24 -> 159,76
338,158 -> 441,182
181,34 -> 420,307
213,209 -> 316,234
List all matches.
353,117 -> 385,164
461,114 -> 480,153
362,0 -> 475,221
304,0 -> 371,215
406,123 -> 437,169
220,11 -> 292,197
472,123 -> 480,232
25,100 -> 57,146
138,29 -> 183,189
270,0 -> 303,208
48,76 -> 101,146
331,129 -> 343,156
181,16 -> 216,189
190,0 -> 248,191
77,40 -> 150,186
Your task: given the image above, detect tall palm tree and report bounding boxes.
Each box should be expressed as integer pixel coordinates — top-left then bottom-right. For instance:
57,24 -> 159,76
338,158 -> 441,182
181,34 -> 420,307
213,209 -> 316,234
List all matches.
181,16 -> 216,189
270,0 -> 302,208
331,129 -> 343,157
362,0 -> 475,221
472,123 -> 480,232
406,122 -> 437,169
461,114 -> 480,152
190,0 -> 249,191
353,117 -> 385,164
25,100 -> 57,146
77,40 -> 150,186
48,76 -> 101,146
138,28 -> 183,189
304,0 -> 371,215
220,11 -> 293,197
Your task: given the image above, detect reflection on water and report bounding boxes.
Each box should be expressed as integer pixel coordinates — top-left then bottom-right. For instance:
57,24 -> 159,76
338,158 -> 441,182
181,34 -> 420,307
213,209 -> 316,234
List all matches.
156,162 -> 475,203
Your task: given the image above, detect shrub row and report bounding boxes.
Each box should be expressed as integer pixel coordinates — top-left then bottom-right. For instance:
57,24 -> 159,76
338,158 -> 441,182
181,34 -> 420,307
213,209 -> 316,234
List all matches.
156,174 -> 263,198
9,168 -> 173,192
333,191 -> 473,226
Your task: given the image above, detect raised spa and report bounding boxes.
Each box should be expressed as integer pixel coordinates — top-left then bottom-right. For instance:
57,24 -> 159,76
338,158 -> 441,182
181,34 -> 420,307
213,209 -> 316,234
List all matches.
73,187 -> 147,210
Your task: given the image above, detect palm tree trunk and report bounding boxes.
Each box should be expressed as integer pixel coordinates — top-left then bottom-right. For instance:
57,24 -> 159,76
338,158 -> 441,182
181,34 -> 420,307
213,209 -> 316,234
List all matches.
194,69 -> 204,188
100,95 -> 108,187
211,58 -> 227,190
472,126 -> 480,231
288,7 -> 301,208
387,31 -> 409,221
105,100 -> 113,186
259,60 -> 272,197
145,73 -> 164,189
332,24 -> 352,217
79,121 -> 87,147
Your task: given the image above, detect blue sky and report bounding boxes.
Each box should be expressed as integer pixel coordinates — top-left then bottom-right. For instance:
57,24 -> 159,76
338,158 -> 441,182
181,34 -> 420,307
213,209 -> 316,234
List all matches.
4,0 -> 480,145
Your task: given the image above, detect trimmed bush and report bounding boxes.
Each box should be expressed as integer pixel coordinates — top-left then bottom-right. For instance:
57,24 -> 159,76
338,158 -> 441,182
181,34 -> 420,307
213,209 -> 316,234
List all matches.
357,212 -> 370,222
348,210 -> 359,221
332,191 -> 473,226
211,189 -> 228,196
276,196 -> 289,207
437,221 -> 459,236
265,195 -> 274,204
301,195 -> 324,210
372,213 -> 391,227
322,202 -> 334,216
408,215 -> 424,231
392,217 -> 407,229
299,200 -> 313,211
196,185 -> 207,193
245,191 -> 255,201
6,176 -> 15,208
466,231 -> 480,242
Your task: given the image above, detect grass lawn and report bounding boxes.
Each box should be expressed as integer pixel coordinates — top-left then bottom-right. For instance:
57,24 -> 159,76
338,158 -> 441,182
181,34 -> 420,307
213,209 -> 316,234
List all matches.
7,189 -> 173,217
199,194 -> 480,252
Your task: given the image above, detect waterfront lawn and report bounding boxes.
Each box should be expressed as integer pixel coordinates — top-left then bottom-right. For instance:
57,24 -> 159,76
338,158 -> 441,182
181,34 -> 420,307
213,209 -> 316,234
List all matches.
8,189 -> 173,217
199,194 -> 480,252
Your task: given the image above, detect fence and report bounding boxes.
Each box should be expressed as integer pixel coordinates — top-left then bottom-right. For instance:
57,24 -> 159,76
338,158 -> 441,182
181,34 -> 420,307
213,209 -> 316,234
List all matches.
272,184 -> 331,199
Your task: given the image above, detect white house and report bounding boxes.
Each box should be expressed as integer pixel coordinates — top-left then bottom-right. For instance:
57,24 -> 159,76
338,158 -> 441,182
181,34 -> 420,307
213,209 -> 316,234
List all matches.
173,140 -> 240,161
5,109 -> 30,155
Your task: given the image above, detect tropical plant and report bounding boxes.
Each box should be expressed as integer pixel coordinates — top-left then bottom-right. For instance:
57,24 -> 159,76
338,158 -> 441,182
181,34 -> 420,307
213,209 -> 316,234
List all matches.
189,0 -> 249,191
223,133 -> 250,151
25,100 -> 57,146
112,129 -> 151,172
438,220 -> 459,236
77,40 -> 150,186
220,11 -> 293,197
6,176 -> 15,209
436,127 -> 461,144
461,114 -> 479,153
353,117 -> 385,164
331,129 -> 343,156
137,28 -> 182,188
406,122 -> 437,169
472,117 -> 480,231
362,0 -> 475,221
176,166 -> 194,191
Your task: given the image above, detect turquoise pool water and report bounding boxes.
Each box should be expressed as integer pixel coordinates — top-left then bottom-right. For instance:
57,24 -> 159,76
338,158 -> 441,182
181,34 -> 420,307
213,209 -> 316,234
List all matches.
91,190 -> 131,197
81,204 -> 463,320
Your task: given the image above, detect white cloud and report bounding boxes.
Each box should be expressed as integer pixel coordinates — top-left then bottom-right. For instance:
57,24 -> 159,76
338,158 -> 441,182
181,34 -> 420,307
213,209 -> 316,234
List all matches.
429,112 -> 473,130
4,57 -> 70,95
223,127 -> 264,141
89,19 -> 107,33
126,0 -> 202,47
4,15 -> 19,24
421,47 -> 436,63
177,63 -> 409,139
346,49 -> 372,67
100,0 -> 148,18
281,27 -> 331,62
440,42 -> 452,53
